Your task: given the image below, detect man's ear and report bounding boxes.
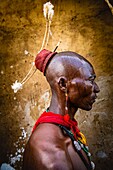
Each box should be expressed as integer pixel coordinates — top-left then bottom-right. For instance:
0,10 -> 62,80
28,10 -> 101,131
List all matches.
58,76 -> 67,92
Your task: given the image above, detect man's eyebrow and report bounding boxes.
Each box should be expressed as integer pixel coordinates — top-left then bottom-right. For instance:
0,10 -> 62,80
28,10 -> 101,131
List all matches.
89,74 -> 96,79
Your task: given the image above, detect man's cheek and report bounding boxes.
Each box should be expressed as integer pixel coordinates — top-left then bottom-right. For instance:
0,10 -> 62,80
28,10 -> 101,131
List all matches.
75,81 -> 88,97
82,81 -> 93,96
68,83 -> 85,100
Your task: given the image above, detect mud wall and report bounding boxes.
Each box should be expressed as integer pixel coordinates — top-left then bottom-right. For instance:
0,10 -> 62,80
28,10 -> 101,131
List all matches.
0,0 -> 113,169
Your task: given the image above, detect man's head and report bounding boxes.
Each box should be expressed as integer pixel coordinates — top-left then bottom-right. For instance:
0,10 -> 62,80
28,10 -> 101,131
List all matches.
35,50 -> 100,111
45,51 -> 100,111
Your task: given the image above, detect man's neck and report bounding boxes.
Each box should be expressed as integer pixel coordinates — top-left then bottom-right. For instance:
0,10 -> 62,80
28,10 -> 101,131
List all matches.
49,95 -> 78,119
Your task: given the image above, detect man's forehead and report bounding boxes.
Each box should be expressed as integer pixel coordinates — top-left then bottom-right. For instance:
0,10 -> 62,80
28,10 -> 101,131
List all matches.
78,64 -> 95,79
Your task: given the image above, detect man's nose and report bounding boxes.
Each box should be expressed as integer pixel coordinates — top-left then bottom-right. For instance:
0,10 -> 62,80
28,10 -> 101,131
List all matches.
94,82 -> 100,93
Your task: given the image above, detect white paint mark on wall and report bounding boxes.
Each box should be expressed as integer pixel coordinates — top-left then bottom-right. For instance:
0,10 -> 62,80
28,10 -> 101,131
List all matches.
96,151 -> 108,158
1,70 -> 4,74
24,101 -> 31,115
40,91 -> 50,102
8,127 -> 27,168
0,163 -> 15,170
10,65 -> 14,69
38,91 -> 50,115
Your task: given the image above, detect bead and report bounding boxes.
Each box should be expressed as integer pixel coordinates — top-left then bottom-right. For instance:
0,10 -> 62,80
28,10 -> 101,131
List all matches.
74,141 -> 81,151
91,161 -> 95,170
86,146 -> 89,150
80,143 -> 84,148
88,152 -> 91,157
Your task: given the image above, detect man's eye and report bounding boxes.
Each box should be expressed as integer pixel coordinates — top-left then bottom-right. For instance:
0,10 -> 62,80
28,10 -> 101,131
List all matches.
89,75 -> 96,84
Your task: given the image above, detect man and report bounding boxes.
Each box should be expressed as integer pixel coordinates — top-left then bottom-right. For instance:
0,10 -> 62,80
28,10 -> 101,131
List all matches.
22,49 -> 100,170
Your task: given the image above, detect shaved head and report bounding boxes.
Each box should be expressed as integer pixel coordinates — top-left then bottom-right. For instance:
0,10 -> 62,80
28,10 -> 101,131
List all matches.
46,51 -> 93,86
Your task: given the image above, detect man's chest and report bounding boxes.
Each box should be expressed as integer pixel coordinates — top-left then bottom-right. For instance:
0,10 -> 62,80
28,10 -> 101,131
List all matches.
65,137 -> 90,170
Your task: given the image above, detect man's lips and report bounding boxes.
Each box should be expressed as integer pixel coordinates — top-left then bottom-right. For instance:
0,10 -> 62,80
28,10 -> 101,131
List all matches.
91,96 -> 97,104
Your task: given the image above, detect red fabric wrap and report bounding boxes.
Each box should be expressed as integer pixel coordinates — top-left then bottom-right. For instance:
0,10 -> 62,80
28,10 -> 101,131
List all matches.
35,49 -> 57,75
32,111 -> 80,139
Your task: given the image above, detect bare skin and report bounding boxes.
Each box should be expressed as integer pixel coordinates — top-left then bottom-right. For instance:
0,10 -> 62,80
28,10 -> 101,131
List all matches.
22,51 -> 100,170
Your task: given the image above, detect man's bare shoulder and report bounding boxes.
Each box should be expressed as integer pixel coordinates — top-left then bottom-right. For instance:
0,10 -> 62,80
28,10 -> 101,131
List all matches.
23,123 -> 73,170
30,123 -> 65,148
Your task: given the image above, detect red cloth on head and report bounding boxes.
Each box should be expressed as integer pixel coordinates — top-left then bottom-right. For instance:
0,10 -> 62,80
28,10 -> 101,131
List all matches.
32,111 -> 80,139
35,49 -> 57,75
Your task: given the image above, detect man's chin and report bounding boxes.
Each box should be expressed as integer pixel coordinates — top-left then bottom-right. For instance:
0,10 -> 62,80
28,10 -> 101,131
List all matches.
85,106 -> 92,111
81,104 -> 92,111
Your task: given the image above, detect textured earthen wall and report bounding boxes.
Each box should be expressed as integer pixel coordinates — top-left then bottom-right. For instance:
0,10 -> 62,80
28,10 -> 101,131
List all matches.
0,0 -> 113,169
